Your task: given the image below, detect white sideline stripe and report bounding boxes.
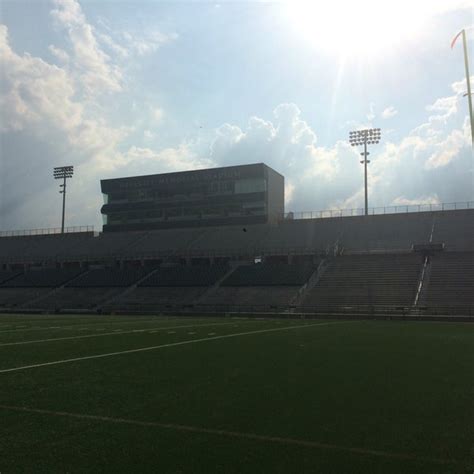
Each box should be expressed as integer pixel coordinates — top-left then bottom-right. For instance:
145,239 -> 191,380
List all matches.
0,405 -> 455,465
0,322 -> 348,374
0,321 -> 240,348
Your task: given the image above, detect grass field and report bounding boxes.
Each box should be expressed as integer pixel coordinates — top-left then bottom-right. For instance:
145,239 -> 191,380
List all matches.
0,314 -> 472,473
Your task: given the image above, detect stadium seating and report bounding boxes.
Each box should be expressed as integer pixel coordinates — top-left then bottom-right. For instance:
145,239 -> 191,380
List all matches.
423,252 -> 474,310
33,287 -> 125,311
197,286 -> 301,312
0,209 -> 472,315
139,264 -> 228,287
194,263 -> 316,312
1,209 -> 472,263
0,288 -> 53,308
340,213 -> 434,252
262,219 -> 342,253
106,287 -> 208,312
124,228 -> 206,257
102,265 -> 230,311
67,267 -> 151,287
0,233 -> 93,262
0,270 -> 22,284
58,232 -> 147,259
2,268 -> 84,287
301,254 -> 422,311
221,262 -> 315,286
431,210 -> 474,251
186,225 -> 271,256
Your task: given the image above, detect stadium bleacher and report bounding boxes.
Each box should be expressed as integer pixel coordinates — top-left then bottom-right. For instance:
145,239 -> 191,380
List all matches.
0,270 -> 22,284
2,267 -> 84,287
301,254 -> 422,311
197,286 -> 302,312
139,264 -> 228,287
221,262 -> 315,286
66,267 -> 150,287
422,252 -> 474,310
0,208 -> 472,315
431,210 -> 474,251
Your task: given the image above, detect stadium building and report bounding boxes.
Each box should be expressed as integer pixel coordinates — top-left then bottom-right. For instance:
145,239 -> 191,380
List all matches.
100,163 -> 284,232
0,162 -> 472,318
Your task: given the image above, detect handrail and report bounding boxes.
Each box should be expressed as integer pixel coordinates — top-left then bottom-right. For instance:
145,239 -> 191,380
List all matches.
282,201 -> 474,220
0,226 -> 94,237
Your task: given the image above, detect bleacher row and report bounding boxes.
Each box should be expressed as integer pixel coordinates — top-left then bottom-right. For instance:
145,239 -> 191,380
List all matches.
0,253 -> 472,314
1,210 -> 473,263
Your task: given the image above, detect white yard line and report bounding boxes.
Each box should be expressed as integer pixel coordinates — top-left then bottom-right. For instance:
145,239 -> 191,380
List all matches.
0,317 -> 191,334
0,321 -> 244,347
0,404 -> 454,465
0,322 -> 350,374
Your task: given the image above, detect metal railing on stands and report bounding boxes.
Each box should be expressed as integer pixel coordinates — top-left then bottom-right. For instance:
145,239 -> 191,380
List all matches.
101,302 -> 474,319
282,201 -> 474,220
0,226 -> 94,237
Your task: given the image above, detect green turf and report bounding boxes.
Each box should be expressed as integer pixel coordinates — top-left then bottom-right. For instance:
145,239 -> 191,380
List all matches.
0,314 -> 472,473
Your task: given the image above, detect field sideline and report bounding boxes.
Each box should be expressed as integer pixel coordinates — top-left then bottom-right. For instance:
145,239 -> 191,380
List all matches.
0,314 -> 473,473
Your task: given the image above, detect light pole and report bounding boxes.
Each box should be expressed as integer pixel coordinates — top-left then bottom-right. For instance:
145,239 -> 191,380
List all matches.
53,166 -> 74,233
349,128 -> 381,216
451,29 -> 474,146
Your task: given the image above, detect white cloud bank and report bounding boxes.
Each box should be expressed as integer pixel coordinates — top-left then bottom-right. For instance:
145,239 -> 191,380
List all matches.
0,0 -> 177,229
0,0 -> 471,230
382,106 -> 398,119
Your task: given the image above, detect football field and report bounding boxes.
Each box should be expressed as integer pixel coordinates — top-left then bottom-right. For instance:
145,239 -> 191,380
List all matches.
0,314 -> 472,473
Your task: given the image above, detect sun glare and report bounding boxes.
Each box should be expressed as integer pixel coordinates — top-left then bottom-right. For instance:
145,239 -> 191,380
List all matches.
285,0 -> 426,58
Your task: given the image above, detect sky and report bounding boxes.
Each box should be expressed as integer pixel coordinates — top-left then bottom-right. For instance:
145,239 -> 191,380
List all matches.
0,0 -> 473,231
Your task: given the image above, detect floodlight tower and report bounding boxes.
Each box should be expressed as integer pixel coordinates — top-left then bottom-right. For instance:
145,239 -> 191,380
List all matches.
349,128 -> 381,216
53,165 -> 74,233
451,29 -> 474,146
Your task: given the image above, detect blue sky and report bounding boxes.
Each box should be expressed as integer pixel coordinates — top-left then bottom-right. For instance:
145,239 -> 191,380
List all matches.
0,0 -> 472,230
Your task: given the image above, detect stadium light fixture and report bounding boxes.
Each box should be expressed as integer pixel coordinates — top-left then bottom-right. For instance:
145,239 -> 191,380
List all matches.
53,165 -> 74,233
451,29 -> 474,146
349,128 -> 382,216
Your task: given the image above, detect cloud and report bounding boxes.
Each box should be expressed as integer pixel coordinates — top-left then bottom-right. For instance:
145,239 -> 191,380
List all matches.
424,128 -> 467,169
381,106 -> 398,119
210,103 -> 340,181
392,194 -> 440,206
121,30 -> 177,57
0,20 -> 128,229
0,0 -> 471,231
0,24 -> 82,133
208,103 -> 360,211
203,80 -> 471,212
0,0 -> 177,230
151,107 -> 164,123
451,75 -> 474,95
48,44 -> 69,63
50,0 -> 122,96
120,145 -> 212,176
366,102 -> 375,121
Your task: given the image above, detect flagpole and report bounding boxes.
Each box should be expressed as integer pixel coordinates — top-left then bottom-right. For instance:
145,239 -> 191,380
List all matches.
461,29 -> 474,145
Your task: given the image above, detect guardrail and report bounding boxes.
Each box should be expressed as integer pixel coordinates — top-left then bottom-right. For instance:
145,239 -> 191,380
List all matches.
0,226 -> 94,237
104,303 -> 474,318
282,201 -> 474,220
